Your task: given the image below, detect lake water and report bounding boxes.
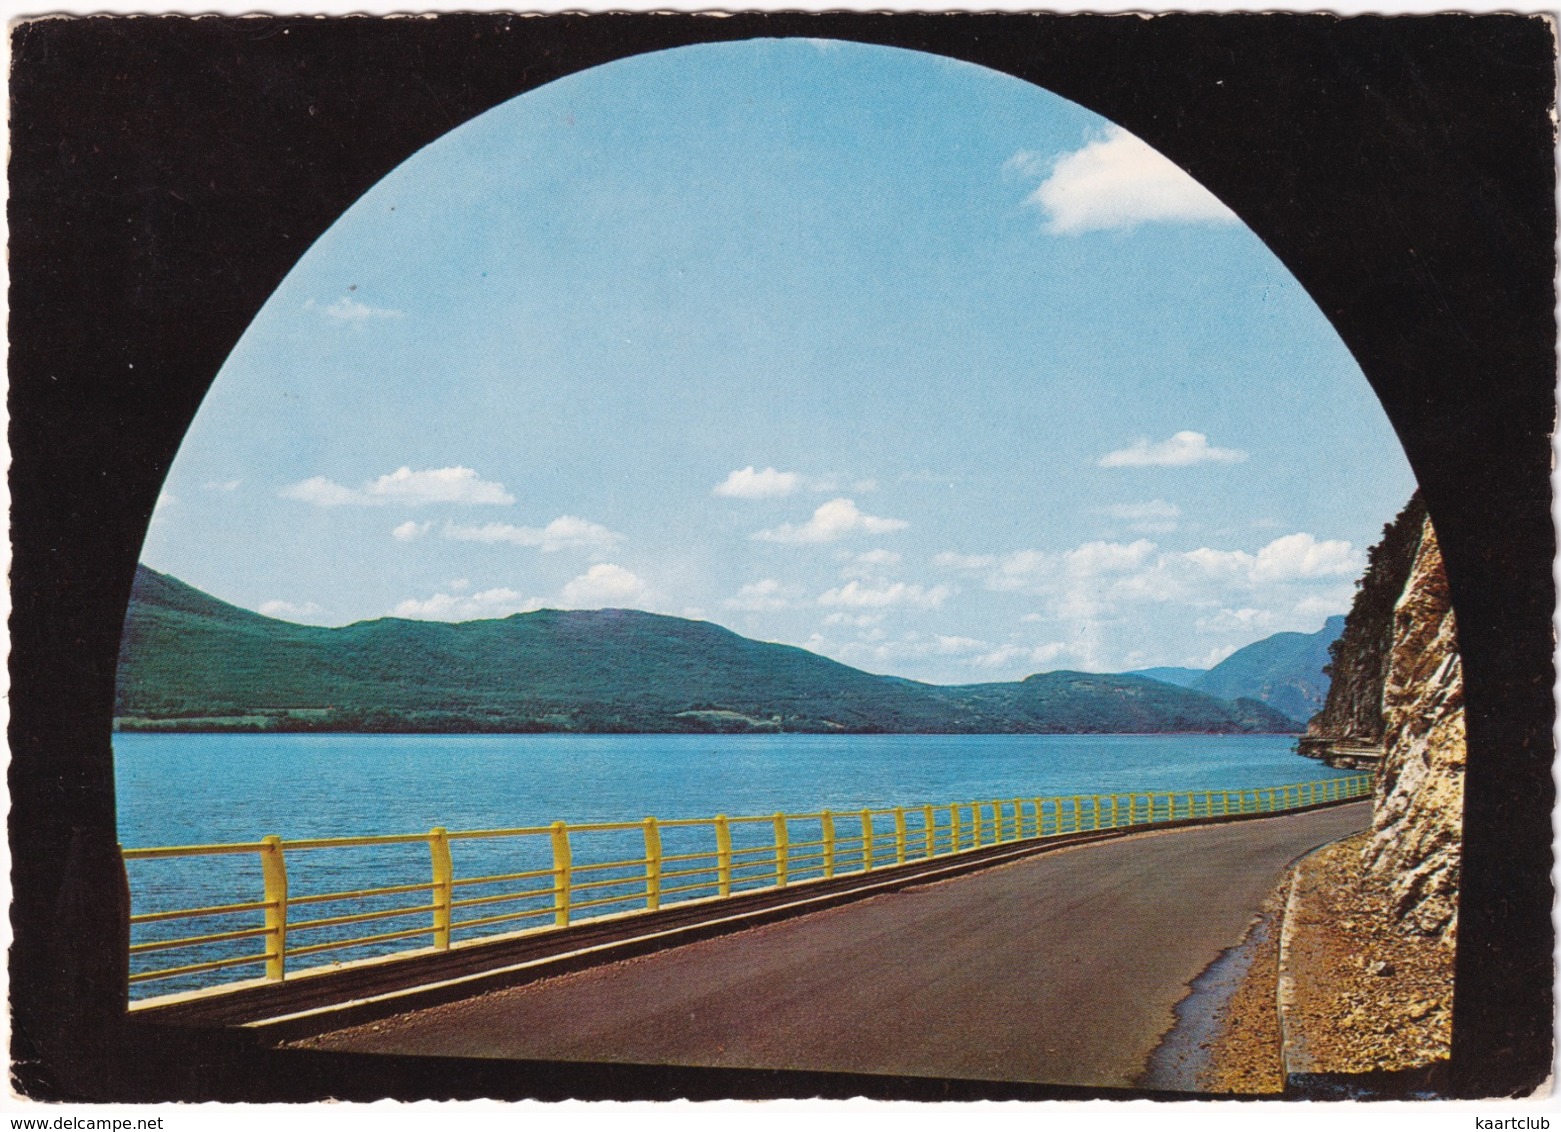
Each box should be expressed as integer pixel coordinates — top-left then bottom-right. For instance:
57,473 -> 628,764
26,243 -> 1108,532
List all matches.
115,732 -> 1345,848
114,732 -> 1352,999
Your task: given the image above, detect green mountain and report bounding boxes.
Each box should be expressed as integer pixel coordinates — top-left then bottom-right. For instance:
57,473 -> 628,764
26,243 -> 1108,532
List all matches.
116,565 -> 1301,735
1192,615 -> 1346,725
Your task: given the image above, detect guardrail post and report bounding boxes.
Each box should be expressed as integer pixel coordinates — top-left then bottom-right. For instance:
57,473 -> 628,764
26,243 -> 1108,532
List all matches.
860,809 -> 874,871
894,807 -> 907,864
260,835 -> 288,981
643,817 -> 662,911
951,804 -> 962,851
972,802 -> 984,846
821,811 -> 836,877
773,814 -> 789,887
715,815 -> 732,897
1035,797 -> 1047,837
429,827 -> 453,950
923,805 -> 935,857
551,821 -> 572,927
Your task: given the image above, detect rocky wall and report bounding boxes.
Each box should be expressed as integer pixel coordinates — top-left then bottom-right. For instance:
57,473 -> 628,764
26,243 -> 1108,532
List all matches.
1360,516 -> 1465,944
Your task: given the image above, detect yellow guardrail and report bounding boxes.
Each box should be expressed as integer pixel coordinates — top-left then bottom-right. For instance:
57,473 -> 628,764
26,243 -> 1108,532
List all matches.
122,773 -> 1371,999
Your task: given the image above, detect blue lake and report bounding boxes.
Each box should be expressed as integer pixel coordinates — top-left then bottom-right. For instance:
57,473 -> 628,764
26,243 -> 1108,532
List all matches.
114,732 -> 1353,998
114,731 -> 1346,848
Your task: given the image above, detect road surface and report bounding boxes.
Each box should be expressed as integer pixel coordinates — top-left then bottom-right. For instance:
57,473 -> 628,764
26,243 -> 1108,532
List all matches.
299,802 -> 1369,1088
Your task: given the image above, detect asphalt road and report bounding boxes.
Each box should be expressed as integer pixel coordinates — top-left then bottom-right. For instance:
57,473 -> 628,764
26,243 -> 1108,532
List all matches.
302,802 -> 1369,1088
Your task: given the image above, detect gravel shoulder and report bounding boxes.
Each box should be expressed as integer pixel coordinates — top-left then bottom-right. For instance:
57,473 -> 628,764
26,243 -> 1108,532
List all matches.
1198,830 -> 1454,1089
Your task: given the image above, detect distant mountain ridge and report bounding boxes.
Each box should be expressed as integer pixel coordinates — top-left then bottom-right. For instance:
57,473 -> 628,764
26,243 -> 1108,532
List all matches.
117,565 -> 1301,735
1124,666 -> 1206,689
1193,615 -> 1346,724
1125,616 -> 1346,725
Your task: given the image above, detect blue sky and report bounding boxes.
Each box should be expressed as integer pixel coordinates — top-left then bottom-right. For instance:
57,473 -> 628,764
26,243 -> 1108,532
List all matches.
141,39 -> 1416,683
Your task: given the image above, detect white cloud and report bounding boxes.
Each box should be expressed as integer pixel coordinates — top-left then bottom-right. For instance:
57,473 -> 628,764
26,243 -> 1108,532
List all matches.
364,466 -> 514,505
1106,499 -> 1181,532
1002,150 -> 1047,180
822,632 -> 990,667
258,599 -> 323,620
392,520 -> 431,541
817,580 -> 950,610
1291,593 -> 1351,621
723,579 -> 801,612
838,548 -> 904,580
969,642 -> 1070,670
1065,539 -> 1157,577
939,540 -> 1154,594
1098,431 -> 1248,468
1250,532 -> 1360,582
1177,533 -> 1360,586
714,466 -> 801,499
754,498 -> 908,544
279,476 -> 362,507
313,296 -> 405,324
393,588 -> 543,621
1194,607 -> 1278,634
280,466 -> 514,507
1020,125 -> 1239,235
559,563 -> 650,608
852,548 -> 902,567
443,515 -> 622,552
822,612 -> 886,628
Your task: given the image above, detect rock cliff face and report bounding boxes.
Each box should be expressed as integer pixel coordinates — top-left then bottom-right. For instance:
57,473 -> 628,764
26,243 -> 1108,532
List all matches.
1301,494 -> 1429,754
1361,517 -> 1465,944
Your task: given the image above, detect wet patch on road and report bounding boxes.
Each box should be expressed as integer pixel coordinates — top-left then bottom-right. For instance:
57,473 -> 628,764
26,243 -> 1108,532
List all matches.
1137,902 -> 1281,1094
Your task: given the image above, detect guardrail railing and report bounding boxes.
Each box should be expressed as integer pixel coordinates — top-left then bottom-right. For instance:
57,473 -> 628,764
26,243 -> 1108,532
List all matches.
122,773 -> 1371,1001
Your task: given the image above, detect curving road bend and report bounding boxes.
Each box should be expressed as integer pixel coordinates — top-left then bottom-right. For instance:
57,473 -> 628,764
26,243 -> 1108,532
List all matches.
300,802 -> 1369,1089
